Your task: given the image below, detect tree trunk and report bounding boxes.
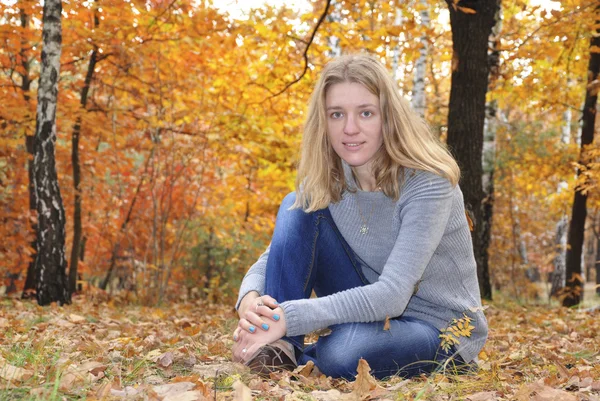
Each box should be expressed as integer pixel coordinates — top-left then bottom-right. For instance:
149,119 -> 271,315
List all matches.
33,0 -> 70,306
563,12 -> 600,307
411,0 -> 430,118
326,1 -> 342,57
481,4 -> 502,296
20,2 -> 37,299
596,234 -> 600,296
550,104 -> 573,297
445,0 -> 499,300
69,4 -> 99,294
551,215 -> 568,297
100,147 -> 155,290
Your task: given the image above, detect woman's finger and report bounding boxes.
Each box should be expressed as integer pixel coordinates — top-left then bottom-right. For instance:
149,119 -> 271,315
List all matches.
255,304 -> 283,323
243,310 -> 271,332
259,295 -> 279,309
233,326 -> 242,342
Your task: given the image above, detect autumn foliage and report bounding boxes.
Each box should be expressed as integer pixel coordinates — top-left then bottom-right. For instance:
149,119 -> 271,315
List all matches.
0,1 -> 599,302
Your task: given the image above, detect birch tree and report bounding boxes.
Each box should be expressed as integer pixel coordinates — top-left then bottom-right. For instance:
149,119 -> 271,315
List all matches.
32,0 -> 69,305
411,0 -> 430,118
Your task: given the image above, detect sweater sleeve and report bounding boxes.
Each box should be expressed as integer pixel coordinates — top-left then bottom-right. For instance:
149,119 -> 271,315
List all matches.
235,245 -> 270,310
280,171 -> 455,337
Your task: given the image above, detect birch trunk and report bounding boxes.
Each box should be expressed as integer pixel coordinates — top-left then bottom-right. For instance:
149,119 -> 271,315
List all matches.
33,0 -> 70,305
550,107 -> 572,298
411,0 -> 429,118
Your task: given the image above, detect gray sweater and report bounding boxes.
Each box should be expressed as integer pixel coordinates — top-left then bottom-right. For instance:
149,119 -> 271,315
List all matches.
236,168 -> 488,363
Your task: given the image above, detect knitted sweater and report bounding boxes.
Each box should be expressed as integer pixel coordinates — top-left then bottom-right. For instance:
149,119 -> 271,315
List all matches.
236,168 -> 488,363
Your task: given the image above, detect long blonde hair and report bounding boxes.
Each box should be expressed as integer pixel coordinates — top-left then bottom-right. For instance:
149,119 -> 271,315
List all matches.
293,54 -> 460,212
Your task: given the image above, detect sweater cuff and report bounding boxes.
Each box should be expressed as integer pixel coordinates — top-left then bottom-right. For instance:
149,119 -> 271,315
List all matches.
281,301 -> 302,337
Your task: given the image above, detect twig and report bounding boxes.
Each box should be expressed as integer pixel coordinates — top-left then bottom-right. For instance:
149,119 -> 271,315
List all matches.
268,0 -> 332,99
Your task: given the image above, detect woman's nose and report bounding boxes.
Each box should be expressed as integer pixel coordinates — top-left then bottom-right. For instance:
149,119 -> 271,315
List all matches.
344,115 -> 359,135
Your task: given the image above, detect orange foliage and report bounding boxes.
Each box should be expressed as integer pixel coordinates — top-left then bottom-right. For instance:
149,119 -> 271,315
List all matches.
0,0 -> 599,303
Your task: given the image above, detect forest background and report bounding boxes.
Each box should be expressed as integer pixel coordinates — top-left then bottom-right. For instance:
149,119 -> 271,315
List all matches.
1,0 -> 600,400
2,0 -> 599,307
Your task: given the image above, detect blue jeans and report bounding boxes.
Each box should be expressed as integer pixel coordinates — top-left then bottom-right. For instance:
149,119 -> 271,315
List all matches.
264,193 -> 463,380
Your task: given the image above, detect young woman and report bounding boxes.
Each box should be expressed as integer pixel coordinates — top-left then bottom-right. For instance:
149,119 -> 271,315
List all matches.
231,54 -> 488,380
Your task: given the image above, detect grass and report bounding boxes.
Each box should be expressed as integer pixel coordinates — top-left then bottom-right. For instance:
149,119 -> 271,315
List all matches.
0,294 -> 598,400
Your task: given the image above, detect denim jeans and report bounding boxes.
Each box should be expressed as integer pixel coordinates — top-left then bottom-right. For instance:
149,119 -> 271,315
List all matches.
264,192 -> 463,380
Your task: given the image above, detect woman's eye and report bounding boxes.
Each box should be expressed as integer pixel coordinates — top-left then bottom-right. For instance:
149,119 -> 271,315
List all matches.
361,111 -> 373,117
331,112 -> 343,119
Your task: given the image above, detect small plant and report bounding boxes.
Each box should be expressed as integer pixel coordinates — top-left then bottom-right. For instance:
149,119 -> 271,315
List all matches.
439,314 -> 475,352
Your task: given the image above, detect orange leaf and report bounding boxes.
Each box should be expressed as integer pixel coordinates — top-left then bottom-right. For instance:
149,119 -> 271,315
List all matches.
458,6 -> 477,14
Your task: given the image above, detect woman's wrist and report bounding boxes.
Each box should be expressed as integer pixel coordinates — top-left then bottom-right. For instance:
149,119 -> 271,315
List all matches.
238,290 -> 260,318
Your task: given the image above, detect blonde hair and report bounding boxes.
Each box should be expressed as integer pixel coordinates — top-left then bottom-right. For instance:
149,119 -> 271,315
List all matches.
293,54 -> 460,212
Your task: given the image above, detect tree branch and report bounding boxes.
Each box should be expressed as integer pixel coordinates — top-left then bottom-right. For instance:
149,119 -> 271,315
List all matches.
269,0 -> 331,99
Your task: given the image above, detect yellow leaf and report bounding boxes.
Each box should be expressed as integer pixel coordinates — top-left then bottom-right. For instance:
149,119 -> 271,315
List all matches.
383,315 -> 390,331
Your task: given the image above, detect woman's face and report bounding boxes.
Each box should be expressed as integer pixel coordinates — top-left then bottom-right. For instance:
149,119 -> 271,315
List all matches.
325,81 -> 383,176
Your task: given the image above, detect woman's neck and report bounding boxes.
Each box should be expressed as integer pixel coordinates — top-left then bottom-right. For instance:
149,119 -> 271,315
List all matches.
352,166 -> 378,191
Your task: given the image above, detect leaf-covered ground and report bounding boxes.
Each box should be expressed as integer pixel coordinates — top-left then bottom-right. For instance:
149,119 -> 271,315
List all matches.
0,294 -> 599,401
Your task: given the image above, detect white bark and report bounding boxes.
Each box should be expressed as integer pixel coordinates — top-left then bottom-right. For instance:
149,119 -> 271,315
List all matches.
411,0 -> 429,118
327,2 -> 342,57
551,101 -> 572,296
33,0 -> 69,305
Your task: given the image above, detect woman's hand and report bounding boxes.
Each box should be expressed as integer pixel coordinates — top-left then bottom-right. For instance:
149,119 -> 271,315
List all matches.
237,291 -> 281,334
232,306 -> 287,363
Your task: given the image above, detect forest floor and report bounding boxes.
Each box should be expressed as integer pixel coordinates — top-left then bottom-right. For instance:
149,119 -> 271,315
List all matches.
0,292 -> 599,401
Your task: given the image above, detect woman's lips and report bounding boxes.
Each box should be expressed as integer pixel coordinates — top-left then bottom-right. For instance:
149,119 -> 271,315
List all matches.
343,141 -> 365,151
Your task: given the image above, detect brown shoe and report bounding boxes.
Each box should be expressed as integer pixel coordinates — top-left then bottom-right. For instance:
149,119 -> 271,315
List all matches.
246,340 -> 297,376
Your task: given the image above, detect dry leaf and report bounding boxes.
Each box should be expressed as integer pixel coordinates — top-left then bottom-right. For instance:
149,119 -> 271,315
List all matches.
352,359 -> 382,400
153,382 -> 196,398
294,360 -> 315,377
158,351 -> 174,368
232,380 -> 252,401
163,391 -> 206,401
68,313 -> 87,323
383,316 -> 390,331
467,391 -> 498,401
0,357 -> 33,382
515,381 -> 577,401
309,389 -> 355,401
93,381 -> 113,398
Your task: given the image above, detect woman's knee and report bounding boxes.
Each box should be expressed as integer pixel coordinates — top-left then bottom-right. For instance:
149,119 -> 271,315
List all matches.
316,342 -> 360,379
314,325 -> 365,379
280,192 -> 297,211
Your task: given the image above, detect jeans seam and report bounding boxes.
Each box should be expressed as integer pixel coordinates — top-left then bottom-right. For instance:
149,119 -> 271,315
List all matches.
303,217 -> 320,292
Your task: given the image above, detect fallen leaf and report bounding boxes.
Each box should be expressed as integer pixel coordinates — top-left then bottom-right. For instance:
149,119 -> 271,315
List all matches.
163,391 -> 206,401
294,360 -> 315,377
153,381 -> 196,397
515,381 -> 577,401
309,389 -> 355,401
467,391 -> 498,401
352,359 -> 383,400
68,314 -> 87,324
158,351 -> 174,368
232,380 -> 252,401
0,359 -> 33,382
